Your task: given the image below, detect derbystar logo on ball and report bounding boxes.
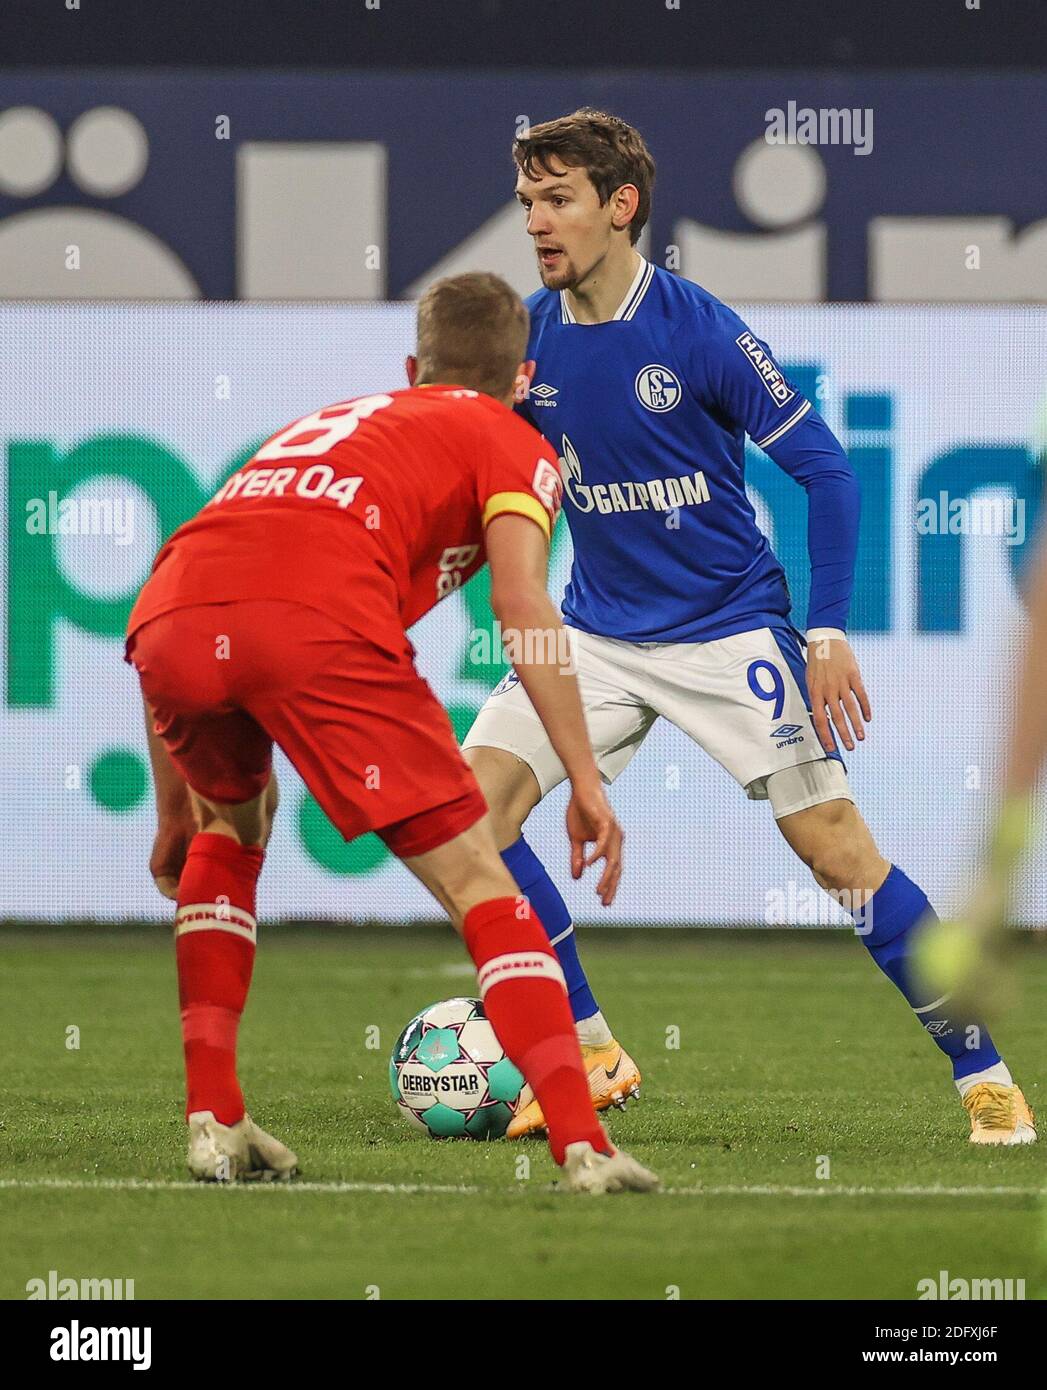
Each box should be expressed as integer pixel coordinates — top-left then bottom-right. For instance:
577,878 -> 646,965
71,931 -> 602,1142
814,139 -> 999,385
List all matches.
400,1071 -> 481,1095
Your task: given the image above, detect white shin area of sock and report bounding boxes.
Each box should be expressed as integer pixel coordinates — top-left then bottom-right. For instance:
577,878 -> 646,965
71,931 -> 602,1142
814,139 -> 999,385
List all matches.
956,1061 -> 1014,1097
576,1010 -> 613,1047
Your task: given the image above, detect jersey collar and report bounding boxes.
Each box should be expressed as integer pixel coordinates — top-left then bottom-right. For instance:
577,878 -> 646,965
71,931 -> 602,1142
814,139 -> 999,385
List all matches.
559,256 -> 654,325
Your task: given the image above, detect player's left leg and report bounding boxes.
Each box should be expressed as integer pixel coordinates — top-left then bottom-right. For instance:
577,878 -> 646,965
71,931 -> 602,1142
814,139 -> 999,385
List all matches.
464,743 -> 605,1030
232,607 -> 656,1191
393,810 -> 656,1191
638,621 -> 1035,1145
463,636 -> 657,1134
774,789 -> 1036,1146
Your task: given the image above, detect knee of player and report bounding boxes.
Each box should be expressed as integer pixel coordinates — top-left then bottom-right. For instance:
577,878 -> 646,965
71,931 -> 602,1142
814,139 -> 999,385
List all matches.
806,837 -> 878,897
792,803 -> 866,891
463,745 -> 537,848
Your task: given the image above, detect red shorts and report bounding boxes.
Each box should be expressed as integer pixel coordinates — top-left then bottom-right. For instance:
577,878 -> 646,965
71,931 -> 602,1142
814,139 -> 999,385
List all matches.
125,600 -> 487,857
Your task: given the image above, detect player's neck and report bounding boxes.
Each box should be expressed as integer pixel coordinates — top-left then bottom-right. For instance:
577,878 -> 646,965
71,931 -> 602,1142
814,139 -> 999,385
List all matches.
565,247 -> 643,325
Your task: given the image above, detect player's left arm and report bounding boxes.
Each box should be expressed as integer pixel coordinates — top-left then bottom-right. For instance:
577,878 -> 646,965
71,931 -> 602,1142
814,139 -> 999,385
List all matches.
765,411 -> 870,754
690,308 -> 868,752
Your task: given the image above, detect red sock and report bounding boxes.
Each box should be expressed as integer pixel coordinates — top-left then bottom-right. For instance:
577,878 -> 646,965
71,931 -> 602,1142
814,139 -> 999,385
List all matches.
463,897 -> 609,1165
175,832 -> 264,1126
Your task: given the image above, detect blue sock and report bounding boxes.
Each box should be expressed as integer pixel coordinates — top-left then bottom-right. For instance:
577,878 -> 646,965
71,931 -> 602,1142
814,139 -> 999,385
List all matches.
501,837 -> 600,1024
852,865 -> 1000,1081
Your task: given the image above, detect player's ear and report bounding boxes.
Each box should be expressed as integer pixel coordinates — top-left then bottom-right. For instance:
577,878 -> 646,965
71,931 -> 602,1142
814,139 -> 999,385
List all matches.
611,183 -> 639,234
512,360 -> 537,403
405,355 -> 418,387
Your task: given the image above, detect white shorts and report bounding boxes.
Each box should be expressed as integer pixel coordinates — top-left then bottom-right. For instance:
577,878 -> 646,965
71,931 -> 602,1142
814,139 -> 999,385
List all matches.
461,624 -> 853,820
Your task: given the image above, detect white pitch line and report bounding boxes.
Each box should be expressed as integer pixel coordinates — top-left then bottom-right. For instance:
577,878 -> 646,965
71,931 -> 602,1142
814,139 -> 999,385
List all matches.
0,1178 -> 479,1195
668,1184 -> 1046,1198
0,1178 -> 1042,1197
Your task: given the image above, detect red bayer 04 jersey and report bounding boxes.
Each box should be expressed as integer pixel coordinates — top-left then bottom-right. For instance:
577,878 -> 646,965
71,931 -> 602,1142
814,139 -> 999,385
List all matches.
127,386 -> 564,656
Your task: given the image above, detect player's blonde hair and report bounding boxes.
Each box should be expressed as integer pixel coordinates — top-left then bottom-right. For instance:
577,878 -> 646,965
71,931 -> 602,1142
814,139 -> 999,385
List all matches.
513,108 -> 656,246
415,272 -> 529,401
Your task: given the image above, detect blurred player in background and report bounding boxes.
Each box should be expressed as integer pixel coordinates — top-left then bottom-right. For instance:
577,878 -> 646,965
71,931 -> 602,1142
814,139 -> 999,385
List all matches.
461,109 -> 1036,1145
125,272 -> 658,1192
914,519 -> 1043,1145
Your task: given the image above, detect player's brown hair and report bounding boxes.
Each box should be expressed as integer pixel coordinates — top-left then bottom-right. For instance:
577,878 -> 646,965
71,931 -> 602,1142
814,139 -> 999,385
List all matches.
513,108 -> 655,245
415,272 -> 529,401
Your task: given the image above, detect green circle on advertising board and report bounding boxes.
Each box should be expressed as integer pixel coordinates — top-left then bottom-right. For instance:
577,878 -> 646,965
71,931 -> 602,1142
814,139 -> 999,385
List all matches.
297,794 -> 389,875
89,747 -> 148,812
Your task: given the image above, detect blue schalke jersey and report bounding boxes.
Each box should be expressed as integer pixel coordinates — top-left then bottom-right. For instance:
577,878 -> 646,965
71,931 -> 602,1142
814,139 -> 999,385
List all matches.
518,259 -> 825,643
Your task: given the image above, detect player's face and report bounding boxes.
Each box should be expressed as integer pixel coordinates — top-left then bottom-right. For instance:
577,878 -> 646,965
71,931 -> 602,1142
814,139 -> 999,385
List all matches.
515,161 -> 614,291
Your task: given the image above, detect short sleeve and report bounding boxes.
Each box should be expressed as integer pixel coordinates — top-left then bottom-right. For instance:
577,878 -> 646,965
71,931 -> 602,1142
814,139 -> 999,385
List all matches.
688,304 -> 812,451
476,415 -> 563,542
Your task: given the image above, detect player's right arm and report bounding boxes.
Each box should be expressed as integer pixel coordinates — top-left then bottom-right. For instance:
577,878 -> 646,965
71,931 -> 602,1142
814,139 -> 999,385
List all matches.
484,513 -> 623,906
142,694 -> 197,899
142,693 -> 280,899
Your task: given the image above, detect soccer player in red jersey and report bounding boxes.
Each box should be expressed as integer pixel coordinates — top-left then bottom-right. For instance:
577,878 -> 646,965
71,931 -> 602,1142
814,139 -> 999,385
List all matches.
125,272 -> 658,1192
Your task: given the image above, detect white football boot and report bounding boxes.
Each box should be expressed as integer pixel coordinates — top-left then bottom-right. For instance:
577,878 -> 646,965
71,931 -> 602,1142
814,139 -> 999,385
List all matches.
560,1141 -> 660,1194
187,1110 -> 299,1182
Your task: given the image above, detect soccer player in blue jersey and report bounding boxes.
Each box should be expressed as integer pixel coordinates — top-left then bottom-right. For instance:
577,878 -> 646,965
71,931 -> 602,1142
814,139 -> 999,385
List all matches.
461,108 -> 1036,1145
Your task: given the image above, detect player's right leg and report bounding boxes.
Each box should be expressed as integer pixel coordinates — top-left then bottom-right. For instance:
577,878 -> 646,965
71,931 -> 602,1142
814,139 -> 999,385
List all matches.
395,812 -> 657,1193
232,609 -> 656,1191
462,645 -> 655,1136
128,602 -> 303,1181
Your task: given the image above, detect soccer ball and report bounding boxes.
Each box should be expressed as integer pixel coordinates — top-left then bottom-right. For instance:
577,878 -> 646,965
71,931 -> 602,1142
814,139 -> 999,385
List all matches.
389,997 -> 527,1139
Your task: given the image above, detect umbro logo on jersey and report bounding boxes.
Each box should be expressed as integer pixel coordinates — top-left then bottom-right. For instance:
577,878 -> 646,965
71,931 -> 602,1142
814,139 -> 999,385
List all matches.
635,364 -> 682,412
530,382 -> 558,407
736,332 -> 796,406
771,722 -> 805,747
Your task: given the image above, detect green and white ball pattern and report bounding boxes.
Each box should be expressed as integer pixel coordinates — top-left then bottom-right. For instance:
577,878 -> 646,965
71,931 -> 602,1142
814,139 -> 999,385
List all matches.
390,997 -> 526,1139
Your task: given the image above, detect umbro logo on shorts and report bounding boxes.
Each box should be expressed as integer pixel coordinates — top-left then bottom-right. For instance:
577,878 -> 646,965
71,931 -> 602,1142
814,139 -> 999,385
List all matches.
771,723 -> 805,747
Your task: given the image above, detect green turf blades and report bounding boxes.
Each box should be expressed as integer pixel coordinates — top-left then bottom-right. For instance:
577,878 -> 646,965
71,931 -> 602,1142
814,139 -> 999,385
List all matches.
0,924 -> 1041,1299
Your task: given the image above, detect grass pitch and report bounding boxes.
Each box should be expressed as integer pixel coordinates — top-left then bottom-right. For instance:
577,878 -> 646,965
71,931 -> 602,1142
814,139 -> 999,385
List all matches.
1,925 -> 1043,1301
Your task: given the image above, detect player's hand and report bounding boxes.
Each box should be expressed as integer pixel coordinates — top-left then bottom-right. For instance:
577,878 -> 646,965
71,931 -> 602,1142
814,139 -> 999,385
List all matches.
565,780 -> 623,907
806,637 -> 871,753
150,812 -> 195,901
